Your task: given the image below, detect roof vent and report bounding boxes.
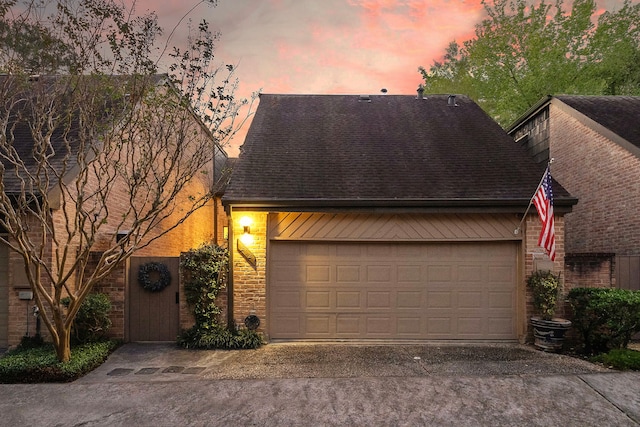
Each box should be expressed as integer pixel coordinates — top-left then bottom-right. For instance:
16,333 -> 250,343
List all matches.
416,85 -> 424,99
358,95 -> 371,102
380,88 -> 388,94
447,94 -> 458,107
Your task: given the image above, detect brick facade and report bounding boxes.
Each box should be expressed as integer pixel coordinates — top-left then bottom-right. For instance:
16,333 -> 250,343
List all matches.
4,120 -> 225,348
231,212 -> 267,331
550,103 -> 640,257
510,98 -> 640,290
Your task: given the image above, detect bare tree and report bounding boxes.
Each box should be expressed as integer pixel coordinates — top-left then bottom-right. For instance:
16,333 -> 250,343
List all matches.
0,0 -> 254,361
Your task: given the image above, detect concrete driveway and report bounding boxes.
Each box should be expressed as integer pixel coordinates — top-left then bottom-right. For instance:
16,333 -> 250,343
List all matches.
1,342 -> 640,426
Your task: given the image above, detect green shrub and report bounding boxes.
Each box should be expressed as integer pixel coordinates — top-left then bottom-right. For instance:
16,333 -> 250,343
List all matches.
178,243 -> 262,349
177,324 -> 263,350
62,293 -> 112,344
568,287 -> 640,354
181,243 -> 228,330
0,340 -> 119,383
591,348 -> 640,370
528,270 -> 561,320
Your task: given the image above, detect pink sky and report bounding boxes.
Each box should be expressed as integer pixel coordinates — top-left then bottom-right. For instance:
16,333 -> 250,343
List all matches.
129,0 -> 627,155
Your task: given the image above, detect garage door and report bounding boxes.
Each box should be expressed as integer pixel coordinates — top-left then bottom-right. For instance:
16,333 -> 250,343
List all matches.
269,241 -> 517,340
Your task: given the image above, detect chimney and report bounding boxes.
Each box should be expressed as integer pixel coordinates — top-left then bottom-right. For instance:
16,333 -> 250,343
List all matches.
447,94 -> 458,106
416,85 -> 424,99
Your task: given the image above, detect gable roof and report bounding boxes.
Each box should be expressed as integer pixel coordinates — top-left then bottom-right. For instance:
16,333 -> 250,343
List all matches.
508,95 -> 640,152
223,94 -> 574,210
555,96 -> 640,150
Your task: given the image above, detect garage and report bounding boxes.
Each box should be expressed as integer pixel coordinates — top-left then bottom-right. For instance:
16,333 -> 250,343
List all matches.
223,94 -> 576,344
268,240 -> 518,341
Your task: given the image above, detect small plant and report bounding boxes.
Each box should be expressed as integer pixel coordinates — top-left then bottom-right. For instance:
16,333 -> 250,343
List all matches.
591,348 -> 640,370
61,293 -> 112,344
527,270 -> 561,320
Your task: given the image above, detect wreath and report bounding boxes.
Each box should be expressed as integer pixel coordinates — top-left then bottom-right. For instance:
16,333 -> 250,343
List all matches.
138,262 -> 172,292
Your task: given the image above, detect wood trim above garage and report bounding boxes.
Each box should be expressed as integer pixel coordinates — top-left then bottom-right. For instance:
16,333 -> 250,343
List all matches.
269,213 -> 523,242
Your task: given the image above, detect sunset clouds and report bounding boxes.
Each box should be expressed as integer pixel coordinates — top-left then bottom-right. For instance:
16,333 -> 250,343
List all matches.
129,0 -> 625,154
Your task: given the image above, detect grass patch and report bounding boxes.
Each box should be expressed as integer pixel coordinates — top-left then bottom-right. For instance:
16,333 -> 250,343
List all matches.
0,340 -> 119,383
591,348 -> 640,371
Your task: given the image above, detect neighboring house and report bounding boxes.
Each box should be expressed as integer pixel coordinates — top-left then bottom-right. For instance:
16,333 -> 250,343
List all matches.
222,93 -> 576,343
508,95 -> 640,290
0,75 -> 227,348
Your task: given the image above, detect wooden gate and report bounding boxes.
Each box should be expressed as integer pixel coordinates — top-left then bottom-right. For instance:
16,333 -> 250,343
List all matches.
616,256 -> 640,291
128,257 -> 180,341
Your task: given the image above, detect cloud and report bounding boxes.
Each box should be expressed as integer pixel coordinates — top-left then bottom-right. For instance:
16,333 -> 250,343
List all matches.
129,0 -> 486,154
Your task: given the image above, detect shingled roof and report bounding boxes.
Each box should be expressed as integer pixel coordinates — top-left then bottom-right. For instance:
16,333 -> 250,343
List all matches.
223,94 -> 574,210
555,95 -> 640,150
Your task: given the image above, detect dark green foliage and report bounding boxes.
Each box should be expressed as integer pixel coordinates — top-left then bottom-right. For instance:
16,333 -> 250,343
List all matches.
61,293 -> 112,344
527,270 -> 561,320
591,349 -> 640,371
568,288 -> 640,354
18,334 -> 45,349
0,340 -> 119,383
178,243 -> 262,349
178,324 -> 263,350
181,243 -> 228,330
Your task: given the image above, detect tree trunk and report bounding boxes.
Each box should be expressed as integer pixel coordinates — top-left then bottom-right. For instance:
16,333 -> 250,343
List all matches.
50,308 -> 72,362
54,326 -> 72,362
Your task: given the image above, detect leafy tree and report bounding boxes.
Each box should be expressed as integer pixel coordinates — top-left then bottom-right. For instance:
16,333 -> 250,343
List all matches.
420,0 -> 640,126
0,0 -> 254,362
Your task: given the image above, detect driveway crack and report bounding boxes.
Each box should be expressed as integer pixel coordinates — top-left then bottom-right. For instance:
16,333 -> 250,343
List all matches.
578,375 -> 640,425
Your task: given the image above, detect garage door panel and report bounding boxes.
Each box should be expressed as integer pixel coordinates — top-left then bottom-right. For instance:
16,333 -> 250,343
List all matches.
271,315 -> 302,334
397,317 -> 422,334
306,316 -> 332,334
489,291 -> 515,308
336,316 -> 360,334
272,290 -> 302,309
269,241 -> 517,340
397,291 -> 422,308
458,292 -> 483,308
428,292 -> 452,308
367,317 -> 392,334
306,291 -> 330,309
336,265 -> 360,282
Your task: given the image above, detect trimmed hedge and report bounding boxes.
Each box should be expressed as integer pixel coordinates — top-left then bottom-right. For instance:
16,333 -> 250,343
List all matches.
568,287 -> 640,354
0,340 -> 119,383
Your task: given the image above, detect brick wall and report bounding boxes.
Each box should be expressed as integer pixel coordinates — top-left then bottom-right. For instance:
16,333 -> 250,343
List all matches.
231,212 -> 267,332
524,214 -> 568,321
564,253 -> 614,289
550,104 -> 640,256
7,215 -> 54,346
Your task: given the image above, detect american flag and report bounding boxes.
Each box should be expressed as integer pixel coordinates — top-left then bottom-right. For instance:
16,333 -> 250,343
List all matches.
533,167 -> 556,261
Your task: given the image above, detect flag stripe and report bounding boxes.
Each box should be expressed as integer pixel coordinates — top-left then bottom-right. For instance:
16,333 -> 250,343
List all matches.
533,167 -> 556,261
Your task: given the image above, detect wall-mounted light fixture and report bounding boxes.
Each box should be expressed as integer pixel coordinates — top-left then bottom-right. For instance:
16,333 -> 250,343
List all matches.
239,216 -> 252,235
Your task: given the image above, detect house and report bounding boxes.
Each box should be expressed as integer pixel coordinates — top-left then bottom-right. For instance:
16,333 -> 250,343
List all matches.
222,93 -> 577,343
0,74 -> 228,348
508,95 -> 640,290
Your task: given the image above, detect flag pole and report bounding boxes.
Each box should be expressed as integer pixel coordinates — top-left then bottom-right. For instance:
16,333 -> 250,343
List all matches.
514,158 -> 554,235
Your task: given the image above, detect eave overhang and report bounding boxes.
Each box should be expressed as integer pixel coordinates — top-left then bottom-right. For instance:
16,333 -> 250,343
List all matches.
223,197 -> 578,214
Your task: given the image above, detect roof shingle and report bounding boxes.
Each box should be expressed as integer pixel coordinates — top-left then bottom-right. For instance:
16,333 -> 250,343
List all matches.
555,95 -> 640,150
224,94 -> 573,208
